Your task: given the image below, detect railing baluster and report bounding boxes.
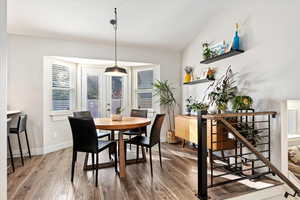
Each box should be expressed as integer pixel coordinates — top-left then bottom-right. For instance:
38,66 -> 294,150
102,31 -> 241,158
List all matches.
196,111 -> 208,200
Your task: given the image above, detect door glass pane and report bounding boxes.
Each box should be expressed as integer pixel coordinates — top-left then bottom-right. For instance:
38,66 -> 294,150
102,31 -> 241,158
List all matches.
138,70 -> 153,89
112,76 -> 123,114
137,92 -> 152,109
87,75 -> 100,117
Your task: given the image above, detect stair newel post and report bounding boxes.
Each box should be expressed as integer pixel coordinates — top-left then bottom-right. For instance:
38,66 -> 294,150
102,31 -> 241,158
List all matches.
196,111 -> 208,200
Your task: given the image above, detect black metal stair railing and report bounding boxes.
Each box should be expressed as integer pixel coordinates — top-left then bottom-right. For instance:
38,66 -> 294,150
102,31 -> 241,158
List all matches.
196,111 -> 300,200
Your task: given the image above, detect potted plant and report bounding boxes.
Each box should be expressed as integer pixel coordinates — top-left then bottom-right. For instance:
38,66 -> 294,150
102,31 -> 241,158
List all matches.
153,80 -> 178,144
208,66 -> 237,113
202,42 -> 213,60
232,96 -> 253,111
111,107 -> 124,121
186,96 -> 209,115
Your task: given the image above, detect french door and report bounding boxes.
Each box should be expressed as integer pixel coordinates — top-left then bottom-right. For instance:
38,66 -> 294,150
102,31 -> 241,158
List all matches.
81,67 -> 128,118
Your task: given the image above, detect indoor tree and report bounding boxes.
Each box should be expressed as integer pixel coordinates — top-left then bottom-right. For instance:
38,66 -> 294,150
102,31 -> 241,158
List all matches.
153,80 -> 177,143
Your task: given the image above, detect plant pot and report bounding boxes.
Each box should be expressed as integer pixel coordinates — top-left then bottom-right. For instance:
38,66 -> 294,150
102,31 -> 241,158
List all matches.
111,114 -> 122,121
184,73 -> 192,83
167,130 -> 178,144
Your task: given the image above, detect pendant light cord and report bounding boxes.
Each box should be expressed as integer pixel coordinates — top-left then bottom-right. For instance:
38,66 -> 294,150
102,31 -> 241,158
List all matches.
114,8 -> 117,67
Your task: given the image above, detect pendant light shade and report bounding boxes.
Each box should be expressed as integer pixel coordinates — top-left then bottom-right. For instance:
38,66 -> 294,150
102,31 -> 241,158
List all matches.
104,8 -> 127,76
104,65 -> 127,76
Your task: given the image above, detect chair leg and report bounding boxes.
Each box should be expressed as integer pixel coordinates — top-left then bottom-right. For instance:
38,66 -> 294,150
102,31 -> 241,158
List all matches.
158,142 -> 162,168
95,153 -> 99,187
24,129 -> 31,159
149,148 -> 153,177
129,136 -> 132,150
136,145 -> 139,163
124,142 -> 127,162
114,143 -> 118,174
17,134 -> 24,166
92,153 -> 95,173
108,135 -> 112,160
7,136 -> 15,172
71,151 -> 77,182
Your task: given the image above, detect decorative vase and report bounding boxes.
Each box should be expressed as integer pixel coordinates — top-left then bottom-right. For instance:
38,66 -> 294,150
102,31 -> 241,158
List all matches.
112,114 -> 122,121
184,73 -> 192,83
233,23 -> 240,50
186,107 -> 192,116
167,130 -> 178,144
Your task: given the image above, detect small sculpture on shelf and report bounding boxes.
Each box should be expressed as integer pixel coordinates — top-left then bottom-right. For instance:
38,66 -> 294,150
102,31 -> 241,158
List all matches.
184,66 -> 193,83
206,67 -> 216,80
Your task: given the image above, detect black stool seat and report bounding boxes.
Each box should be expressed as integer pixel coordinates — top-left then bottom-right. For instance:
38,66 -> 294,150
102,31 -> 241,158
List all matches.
97,140 -> 115,151
9,128 -> 18,133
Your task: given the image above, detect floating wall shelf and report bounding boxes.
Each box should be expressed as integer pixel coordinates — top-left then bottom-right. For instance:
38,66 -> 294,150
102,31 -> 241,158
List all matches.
200,49 -> 244,64
183,78 -> 214,85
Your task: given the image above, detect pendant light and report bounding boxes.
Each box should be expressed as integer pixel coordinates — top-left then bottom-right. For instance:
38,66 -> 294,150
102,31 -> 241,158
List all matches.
104,8 -> 127,76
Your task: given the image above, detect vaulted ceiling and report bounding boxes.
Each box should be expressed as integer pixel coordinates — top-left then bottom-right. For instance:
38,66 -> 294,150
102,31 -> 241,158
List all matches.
7,0 -> 223,51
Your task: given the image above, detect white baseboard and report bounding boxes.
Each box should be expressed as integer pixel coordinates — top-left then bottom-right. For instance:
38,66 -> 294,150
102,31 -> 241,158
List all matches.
11,141 -> 72,157
43,140 -> 72,154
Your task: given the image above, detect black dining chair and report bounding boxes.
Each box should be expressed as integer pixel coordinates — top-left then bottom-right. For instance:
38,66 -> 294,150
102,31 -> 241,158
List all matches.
68,117 -> 118,187
123,109 -> 148,150
73,111 -> 112,162
9,114 -> 31,166
125,114 -> 165,176
73,111 -> 111,140
7,118 -> 15,173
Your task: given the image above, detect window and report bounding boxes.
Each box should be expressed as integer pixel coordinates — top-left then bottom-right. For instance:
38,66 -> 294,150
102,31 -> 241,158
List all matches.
51,64 -> 74,111
134,69 -> 153,109
112,76 -> 123,114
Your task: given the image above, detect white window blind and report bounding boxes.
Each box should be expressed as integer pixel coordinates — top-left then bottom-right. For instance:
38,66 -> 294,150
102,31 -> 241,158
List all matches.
51,64 -> 73,111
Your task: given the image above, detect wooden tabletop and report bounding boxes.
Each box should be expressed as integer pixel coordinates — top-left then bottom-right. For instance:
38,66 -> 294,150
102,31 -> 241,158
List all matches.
94,117 -> 151,130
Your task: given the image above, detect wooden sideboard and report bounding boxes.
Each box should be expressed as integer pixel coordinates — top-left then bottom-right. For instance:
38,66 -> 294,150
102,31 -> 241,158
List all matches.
175,115 -> 235,151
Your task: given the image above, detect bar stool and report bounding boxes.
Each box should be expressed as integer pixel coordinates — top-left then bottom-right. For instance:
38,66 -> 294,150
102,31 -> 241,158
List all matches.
7,118 -> 15,172
9,114 -> 31,166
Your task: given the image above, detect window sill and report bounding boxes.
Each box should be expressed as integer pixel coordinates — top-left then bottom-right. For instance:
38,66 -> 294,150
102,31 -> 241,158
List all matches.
50,111 -> 73,121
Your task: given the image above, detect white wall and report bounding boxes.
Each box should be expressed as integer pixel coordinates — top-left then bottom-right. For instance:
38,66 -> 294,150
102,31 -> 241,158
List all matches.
0,0 -> 7,199
8,34 -> 182,154
182,1 -> 300,170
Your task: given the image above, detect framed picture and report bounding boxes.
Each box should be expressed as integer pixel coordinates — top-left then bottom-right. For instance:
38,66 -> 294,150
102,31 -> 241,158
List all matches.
210,40 -> 229,56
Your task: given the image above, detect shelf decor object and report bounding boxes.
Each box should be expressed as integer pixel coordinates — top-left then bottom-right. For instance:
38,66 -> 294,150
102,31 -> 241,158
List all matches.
233,23 -> 240,50
183,78 -> 214,85
184,66 -> 193,83
200,49 -> 244,64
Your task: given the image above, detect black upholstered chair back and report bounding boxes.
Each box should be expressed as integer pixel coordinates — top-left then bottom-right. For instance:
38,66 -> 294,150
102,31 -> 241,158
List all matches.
131,109 -> 148,118
17,114 -> 27,133
149,114 -> 165,146
131,109 -> 148,132
73,111 -> 93,118
68,117 -> 98,153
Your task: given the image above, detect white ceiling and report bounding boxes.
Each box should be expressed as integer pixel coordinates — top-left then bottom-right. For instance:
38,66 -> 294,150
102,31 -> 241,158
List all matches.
7,0 -> 223,51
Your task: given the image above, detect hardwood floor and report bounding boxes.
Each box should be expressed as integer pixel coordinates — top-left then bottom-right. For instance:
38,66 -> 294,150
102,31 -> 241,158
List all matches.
8,143 -> 281,200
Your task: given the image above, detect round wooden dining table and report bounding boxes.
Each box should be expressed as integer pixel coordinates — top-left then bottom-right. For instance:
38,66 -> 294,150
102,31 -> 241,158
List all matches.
93,117 -> 151,178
